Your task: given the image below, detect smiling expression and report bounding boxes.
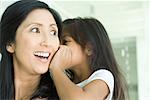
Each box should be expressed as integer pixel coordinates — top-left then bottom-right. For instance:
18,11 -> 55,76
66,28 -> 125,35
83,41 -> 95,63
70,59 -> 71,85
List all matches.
7,9 -> 60,75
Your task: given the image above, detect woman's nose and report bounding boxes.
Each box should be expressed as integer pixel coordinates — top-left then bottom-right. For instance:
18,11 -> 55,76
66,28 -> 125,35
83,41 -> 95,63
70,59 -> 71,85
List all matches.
40,35 -> 51,47
40,33 -> 60,48
40,40 -> 49,47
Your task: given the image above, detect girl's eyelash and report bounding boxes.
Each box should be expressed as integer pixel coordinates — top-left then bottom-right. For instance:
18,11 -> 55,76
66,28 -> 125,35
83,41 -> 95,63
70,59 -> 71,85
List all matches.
63,40 -> 67,45
62,39 -> 70,45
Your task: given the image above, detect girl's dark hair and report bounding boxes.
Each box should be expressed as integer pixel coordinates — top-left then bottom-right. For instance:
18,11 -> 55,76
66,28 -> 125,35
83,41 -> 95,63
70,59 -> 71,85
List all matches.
0,0 -> 62,99
62,17 -> 128,100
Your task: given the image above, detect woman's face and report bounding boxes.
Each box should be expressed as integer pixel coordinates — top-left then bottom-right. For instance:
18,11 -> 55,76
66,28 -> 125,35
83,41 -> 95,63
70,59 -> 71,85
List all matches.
7,9 -> 60,74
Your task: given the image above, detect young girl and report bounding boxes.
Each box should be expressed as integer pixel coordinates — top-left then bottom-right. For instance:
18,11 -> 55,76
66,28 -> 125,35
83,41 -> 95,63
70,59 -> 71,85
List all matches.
49,17 -> 128,100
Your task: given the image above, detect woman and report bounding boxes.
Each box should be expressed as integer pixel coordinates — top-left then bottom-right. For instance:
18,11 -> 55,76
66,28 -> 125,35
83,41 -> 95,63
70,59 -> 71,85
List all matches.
0,0 -> 61,99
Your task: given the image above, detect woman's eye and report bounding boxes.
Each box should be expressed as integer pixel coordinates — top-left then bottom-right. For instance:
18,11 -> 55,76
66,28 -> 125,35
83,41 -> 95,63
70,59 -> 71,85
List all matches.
31,27 -> 40,33
50,30 -> 57,36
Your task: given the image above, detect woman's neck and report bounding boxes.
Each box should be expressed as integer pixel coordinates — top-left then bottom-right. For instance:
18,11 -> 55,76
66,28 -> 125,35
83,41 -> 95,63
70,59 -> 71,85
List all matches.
14,71 -> 41,100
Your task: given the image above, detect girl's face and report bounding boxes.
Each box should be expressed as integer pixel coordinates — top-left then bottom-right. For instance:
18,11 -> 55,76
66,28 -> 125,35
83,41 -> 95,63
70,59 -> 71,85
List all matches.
7,9 -> 60,74
62,35 -> 89,69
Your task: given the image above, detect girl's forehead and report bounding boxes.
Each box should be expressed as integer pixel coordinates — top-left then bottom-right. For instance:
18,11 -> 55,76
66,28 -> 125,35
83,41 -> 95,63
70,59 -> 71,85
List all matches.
62,32 -> 71,37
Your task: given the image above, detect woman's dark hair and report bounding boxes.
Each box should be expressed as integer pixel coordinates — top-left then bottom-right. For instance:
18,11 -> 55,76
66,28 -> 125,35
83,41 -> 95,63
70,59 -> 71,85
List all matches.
62,17 -> 128,100
0,0 -> 62,99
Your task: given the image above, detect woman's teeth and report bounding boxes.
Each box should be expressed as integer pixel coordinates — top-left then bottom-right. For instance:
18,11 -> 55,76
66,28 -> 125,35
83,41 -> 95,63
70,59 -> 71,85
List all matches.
34,52 -> 50,59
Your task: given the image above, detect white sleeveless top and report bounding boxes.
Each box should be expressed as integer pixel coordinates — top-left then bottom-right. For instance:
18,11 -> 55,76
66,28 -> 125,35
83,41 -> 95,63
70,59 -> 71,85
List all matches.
77,69 -> 114,100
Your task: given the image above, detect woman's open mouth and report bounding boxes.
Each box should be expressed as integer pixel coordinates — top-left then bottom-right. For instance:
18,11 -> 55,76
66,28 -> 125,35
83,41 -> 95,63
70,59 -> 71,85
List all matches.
34,51 -> 51,63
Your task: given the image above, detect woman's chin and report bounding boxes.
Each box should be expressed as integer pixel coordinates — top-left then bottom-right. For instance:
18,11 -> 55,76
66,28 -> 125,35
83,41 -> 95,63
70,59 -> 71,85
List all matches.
34,67 -> 49,74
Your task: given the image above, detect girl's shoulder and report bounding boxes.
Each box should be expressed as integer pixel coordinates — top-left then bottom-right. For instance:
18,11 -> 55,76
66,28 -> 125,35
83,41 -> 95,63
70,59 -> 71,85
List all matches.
89,69 -> 114,83
77,69 -> 114,100
78,69 -> 114,86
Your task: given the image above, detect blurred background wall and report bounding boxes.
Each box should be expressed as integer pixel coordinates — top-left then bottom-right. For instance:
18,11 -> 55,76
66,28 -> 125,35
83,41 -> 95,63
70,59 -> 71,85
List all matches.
0,0 -> 150,99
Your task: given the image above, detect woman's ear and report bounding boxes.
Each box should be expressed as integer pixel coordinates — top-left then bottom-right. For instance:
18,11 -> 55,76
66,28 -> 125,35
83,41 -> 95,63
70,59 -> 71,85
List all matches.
6,43 -> 15,53
85,43 -> 92,56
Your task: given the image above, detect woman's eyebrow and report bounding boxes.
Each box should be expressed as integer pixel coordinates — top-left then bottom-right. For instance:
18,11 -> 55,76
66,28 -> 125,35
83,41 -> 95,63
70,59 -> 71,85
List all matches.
25,22 -> 42,28
50,23 -> 57,26
50,24 -> 58,29
25,23 -> 57,29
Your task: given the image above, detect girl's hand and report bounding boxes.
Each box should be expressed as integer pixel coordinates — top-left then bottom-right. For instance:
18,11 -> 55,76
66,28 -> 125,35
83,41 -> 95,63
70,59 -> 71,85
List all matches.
49,45 -> 72,71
